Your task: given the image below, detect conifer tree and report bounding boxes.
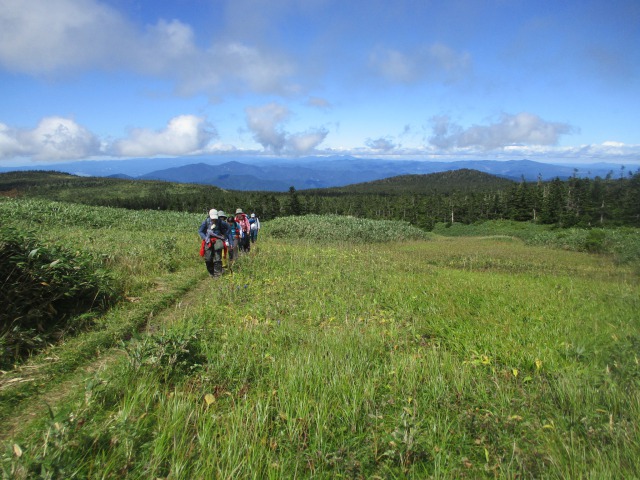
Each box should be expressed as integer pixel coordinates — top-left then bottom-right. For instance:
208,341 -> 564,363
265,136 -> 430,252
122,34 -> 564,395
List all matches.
539,178 -> 564,224
286,186 -> 303,215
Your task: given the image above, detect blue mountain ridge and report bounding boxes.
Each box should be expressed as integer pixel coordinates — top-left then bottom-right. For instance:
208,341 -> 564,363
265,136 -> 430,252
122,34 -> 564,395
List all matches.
0,156 -> 631,191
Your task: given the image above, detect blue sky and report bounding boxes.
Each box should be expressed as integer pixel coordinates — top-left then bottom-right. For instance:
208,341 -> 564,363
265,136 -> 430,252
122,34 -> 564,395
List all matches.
1,0 -> 639,166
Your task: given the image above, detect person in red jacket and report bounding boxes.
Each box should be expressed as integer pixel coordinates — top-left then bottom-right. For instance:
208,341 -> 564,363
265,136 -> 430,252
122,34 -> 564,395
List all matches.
234,208 -> 251,253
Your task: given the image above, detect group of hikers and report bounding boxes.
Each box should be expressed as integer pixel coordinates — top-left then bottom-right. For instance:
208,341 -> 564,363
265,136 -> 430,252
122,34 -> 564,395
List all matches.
198,208 -> 261,277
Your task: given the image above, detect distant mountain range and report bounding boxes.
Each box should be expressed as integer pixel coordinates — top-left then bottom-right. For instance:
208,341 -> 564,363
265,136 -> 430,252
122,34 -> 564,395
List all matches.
0,156 -> 633,192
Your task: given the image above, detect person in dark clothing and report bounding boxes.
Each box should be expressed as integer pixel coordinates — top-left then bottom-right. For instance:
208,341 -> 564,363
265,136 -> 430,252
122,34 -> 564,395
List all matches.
234,208 -> 251,253
198,209 -> 229,277
224,213 -> 239,267
217,211 -> 233,271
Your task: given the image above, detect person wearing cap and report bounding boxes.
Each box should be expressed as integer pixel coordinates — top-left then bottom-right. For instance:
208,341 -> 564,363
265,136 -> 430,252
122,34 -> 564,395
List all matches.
198,208 -> 229,277
234,208 -> 251,253
249,213 -> 261,244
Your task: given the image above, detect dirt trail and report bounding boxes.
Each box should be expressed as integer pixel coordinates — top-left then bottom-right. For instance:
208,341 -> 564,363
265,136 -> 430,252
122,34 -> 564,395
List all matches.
0,274 -> 217,442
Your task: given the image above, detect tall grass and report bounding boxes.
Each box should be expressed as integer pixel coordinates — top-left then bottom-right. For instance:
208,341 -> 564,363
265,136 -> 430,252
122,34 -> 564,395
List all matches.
268,214 -> 431,243
3,211 -> 638,478
0,226 -> 120,368
433,220 -> 640,269
0,198 -> 209,423
0,197 -> 204,294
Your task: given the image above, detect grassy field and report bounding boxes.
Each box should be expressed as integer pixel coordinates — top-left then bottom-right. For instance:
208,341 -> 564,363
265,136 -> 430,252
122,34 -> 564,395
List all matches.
1,198 -> 639,478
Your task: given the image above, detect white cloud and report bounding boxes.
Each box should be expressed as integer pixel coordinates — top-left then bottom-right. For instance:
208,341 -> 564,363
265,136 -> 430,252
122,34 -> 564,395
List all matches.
111,115 -> 216,157
366,137 -> 397,152
245,103 -> 290,153
165,40 -> 298,98
0,123 -> 25,158
493,142 -> 640,165
0,117 -> 100,160
3,114 -> 635,164
369,43 -> 472,84
601,141 -> 625,148
245,102 -> 328,154
0,114 -> 219,161
287,128 -> 329,154
429,113 -> 576,150
0,0 -> 297,96
0,0 -> 134,74
562,142 -> 640,160
134,19 -> 198,75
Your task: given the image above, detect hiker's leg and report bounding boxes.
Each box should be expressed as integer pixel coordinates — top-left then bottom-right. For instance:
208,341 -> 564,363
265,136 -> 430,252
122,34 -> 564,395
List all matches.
204,246 -> 216,276
213,240 -> 224,277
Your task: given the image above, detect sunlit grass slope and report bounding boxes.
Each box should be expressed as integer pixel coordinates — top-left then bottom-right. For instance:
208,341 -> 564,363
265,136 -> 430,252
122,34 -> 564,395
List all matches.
0,197 -> 205,294
0,197 -> 208,413
1,202 -> 639,478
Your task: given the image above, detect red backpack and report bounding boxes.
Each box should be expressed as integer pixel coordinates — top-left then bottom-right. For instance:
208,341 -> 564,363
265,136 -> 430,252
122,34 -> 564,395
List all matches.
237,213 -> 250,234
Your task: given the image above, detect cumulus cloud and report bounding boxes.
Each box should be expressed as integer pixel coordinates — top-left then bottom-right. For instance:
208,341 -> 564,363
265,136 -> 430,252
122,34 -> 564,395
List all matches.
561,141 -> 640,160
369,43 -> 472,84
0,0 -> 297,95
111,115 -> 216,157
245,103 -> 290,153
287,128 -> 329,154
173,41 -> 297,97
0,124 -> 25,158
493,142 -> 640,165
429,113 -> 576,150
0,114 -> 219,161
245,102 -> 328,154
366,137 -> 397,152
0,117 -> 100,160
0,0 -> 134,74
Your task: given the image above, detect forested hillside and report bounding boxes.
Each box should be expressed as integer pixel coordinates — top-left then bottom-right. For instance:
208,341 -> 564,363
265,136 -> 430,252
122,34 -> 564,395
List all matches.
305,174 -> 640,229
313,169 -> 516,194
1,168 -> 639,229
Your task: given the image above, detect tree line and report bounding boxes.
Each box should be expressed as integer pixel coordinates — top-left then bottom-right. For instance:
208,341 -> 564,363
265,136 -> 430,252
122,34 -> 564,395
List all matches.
279,172 -> 640,229
2,169 -> 639,229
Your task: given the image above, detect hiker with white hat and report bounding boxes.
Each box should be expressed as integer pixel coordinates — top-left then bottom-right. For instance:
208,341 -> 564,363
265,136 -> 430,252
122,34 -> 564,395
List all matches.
249,213 -> 261,244
198,208 -> 229,277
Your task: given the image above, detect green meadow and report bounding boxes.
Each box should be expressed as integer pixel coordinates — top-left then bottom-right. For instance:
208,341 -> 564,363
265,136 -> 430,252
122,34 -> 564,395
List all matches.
1,197 -> 639,479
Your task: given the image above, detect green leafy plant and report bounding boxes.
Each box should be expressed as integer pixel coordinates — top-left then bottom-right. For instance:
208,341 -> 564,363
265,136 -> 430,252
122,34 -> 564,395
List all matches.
0,226 -> 120,367
584,229 -> 606,253
125,328 -> 206,383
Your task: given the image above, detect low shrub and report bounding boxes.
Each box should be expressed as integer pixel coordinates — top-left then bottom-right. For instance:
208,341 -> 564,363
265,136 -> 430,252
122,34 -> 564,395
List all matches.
125,327 -> 206,384
267,214 -> 431,243
584,229 -> 606,253
0,227 -> 121,368
433,219 -> 542,238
